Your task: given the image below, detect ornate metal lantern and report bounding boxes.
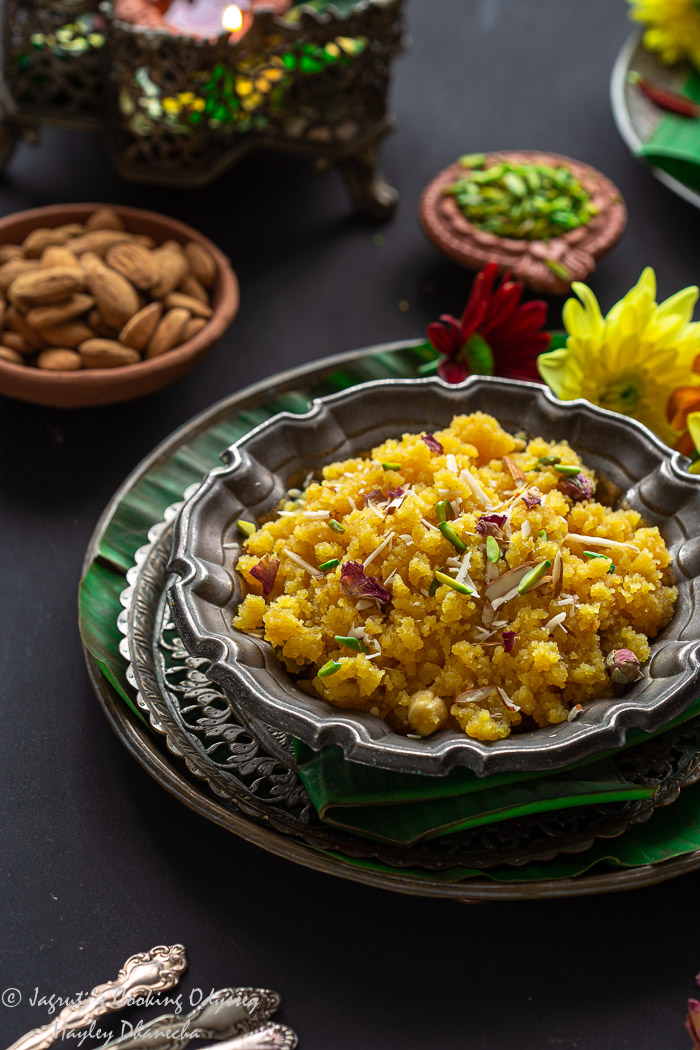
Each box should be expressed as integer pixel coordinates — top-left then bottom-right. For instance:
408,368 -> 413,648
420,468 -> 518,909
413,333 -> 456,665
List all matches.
1,0 -> 407,216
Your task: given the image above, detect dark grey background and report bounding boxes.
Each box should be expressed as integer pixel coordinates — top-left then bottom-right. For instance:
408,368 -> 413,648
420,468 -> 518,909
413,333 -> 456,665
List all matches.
2,1 -> 700,1047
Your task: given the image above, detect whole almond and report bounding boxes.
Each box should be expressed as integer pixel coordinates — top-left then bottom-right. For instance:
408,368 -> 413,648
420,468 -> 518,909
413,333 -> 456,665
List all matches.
1,331 -> 32,354
0,259 -> 40,294
0,301 -> 5,329
80,251 -> 103,276
164,292 -> 213,319
68,230 -> 133,257
86,208 -> 126,232
134,234 -> 156,249
39,321 -> 94,348
9,266 -> 85,306
106,242 -> 157,290
37,348 -> 82,371
26,294 -> 94,329
182,317 -> 207,341
0,345 -> 23,364
185,241 -> 216,288
88,264 -> 139,328
79,339 -> 140,368
0,245 -> 24,265
178,273 -> 209,304
151,245 -> 188,298
7,306 -> 45,349
88,307 -> 114,337
41,246 -> 80,269
119,301 -> 162,351
55,223 -> 86,238
146,307 -> 190,358
23,227 -> 70,258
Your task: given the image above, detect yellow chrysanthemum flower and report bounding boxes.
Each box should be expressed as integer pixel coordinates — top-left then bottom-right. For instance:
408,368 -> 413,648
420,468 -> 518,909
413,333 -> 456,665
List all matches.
628,0 -> 700,68
537,268 -> 700,446
688,411 -> 700,472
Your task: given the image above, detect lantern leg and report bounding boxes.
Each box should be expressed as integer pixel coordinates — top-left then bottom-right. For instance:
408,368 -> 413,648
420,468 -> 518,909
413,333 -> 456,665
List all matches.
336,131 -> 398,219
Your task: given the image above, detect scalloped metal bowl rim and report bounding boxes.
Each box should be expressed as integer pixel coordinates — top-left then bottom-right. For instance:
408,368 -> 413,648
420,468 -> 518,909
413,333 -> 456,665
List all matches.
169,375 -> 700,776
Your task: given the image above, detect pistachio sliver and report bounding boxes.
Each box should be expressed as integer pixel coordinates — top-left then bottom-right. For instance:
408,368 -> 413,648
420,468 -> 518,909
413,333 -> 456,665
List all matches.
334,635 -> 367,654
237,520 -> 256,537
318,660 -> 342,679
517,559 -> 552,595
318,558 -> 340,572
438,521 -> 466,551
486,535 -> 500,563
434,570 -> 474,595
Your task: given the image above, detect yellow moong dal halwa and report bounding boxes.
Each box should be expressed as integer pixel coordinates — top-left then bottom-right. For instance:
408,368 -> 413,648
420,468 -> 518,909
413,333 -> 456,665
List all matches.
233,412 -> 676,742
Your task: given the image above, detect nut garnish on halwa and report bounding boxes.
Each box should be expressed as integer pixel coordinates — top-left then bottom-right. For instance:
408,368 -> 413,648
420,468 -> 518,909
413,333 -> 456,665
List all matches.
233,413 -> 676,741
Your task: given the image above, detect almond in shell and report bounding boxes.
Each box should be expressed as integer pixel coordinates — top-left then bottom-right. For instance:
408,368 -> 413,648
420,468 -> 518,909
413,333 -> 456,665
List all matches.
105,242 -> 157,290
146,307 -> 190,358
6,306 -> 45,349
1,331 -> 32,355
178,272 -> 209,304
39,321 -> 94,349
0,259 -> 40,295
88,265 -> 140,328
25,294 -> 94,330
9,266 -> 85,306
37,349 -> 82,371
185,241 -> 216,288
119,301 -> 162,351
79,339 -> 140,369
23,227 -> 70,258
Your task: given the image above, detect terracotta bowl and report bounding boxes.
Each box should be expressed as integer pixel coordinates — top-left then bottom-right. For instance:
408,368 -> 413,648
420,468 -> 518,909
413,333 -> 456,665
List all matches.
419,150 -> 627,295
0,203 -> 239,408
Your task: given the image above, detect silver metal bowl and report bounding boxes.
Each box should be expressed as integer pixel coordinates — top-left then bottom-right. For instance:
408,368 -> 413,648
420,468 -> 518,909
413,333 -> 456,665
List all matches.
168,377 -> 700,776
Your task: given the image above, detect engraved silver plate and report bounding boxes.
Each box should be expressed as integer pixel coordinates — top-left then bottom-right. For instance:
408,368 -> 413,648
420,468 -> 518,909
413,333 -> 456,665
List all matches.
168,376 -> 700,776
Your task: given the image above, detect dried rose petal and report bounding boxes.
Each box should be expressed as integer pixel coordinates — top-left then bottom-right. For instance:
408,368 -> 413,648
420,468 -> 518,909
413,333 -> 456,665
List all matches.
365,488 -> 386,503
387,487 -> 405,500
249,555 -> 279,596
475,513 -> 507,536
422,433 -> 444,455
605,648 -> 643,686
340,560 -> 391,605
558,473 -> 593,502
521,487 -> 542,509
501,630 -> 518,653
687,1000 -> 700,1049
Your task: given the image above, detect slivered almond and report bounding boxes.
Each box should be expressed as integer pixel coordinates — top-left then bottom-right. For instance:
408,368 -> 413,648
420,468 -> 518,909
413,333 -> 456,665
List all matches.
484,561 -> 536,602
9,266 -> 85,306
150,244 -> 188,298
146,307 -> 190,358
504,456 -> 527,484
37,348 -> 82,371
119,301 -> 162,351
551,550 -> 563,598
185,241 -> 216,287
88,265 -> 139,328
106,242 -> 158,290
26,294 -> 94,329
85,207 -> 126,232
164,291 -> 213,318
79,339 -> 140,368
39,321 -> 93,348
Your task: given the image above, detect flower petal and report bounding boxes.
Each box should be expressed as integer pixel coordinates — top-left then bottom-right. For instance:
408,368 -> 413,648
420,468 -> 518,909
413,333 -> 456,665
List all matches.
438,358 -> 470,384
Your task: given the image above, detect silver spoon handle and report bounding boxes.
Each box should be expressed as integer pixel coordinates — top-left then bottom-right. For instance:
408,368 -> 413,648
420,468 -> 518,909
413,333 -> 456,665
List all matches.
199,1025 -> 298,1050
6,944 -> 188,1050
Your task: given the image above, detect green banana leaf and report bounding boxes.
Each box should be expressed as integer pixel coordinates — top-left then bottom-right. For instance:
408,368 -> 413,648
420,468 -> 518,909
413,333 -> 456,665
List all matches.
637,72 -> 700,193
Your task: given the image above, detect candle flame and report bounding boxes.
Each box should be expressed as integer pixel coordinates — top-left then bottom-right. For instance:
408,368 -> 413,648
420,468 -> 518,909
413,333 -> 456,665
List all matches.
222,4 -> 243,32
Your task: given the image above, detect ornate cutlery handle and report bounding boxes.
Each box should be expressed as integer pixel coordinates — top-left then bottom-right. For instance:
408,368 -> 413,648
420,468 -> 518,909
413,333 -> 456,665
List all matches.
6,944 -> 187,1050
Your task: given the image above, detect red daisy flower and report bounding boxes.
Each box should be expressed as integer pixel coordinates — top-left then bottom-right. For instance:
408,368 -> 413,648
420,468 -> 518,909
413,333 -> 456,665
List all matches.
426,263 -> 551,383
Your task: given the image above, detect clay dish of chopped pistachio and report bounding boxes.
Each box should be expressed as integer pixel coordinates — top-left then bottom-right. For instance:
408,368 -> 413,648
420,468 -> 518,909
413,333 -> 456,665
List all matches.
419,150 -> 627,294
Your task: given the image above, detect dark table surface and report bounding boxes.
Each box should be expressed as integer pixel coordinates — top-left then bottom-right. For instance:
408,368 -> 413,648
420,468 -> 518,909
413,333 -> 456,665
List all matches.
2,1 -> 700,1047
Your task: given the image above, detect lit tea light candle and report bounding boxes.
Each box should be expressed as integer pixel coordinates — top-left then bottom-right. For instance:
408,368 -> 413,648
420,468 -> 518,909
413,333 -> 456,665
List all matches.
114,1 -> 292,39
